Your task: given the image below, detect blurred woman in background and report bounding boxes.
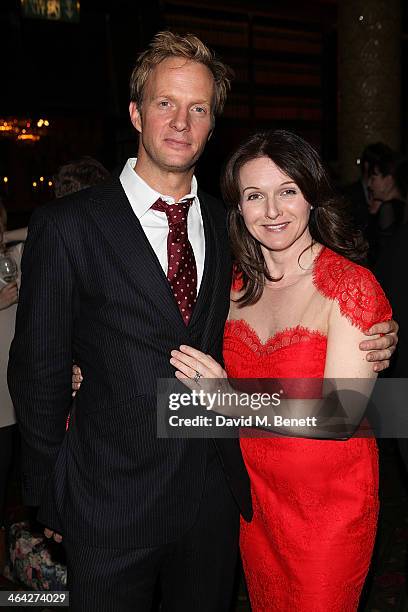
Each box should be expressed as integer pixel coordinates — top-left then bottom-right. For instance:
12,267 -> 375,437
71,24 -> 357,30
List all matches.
0,201 -> 23,572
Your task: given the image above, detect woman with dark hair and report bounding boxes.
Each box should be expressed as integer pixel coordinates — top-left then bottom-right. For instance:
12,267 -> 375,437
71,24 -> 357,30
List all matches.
170,130 -> 392,610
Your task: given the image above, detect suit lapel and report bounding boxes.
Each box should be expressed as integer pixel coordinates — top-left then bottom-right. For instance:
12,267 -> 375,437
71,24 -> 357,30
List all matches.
189,192 -> 215,327
190,190 -> 229,345
87,179 -> 187,333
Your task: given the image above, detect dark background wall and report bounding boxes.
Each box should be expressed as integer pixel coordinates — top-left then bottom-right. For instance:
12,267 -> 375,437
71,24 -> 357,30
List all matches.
0,0 -> 406,225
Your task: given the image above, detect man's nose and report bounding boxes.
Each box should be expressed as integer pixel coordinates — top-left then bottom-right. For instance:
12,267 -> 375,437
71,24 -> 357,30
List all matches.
170,107 -> 189,131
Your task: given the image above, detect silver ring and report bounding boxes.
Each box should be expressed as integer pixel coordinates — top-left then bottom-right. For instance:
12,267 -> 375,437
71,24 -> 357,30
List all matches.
193,370 -> 202,383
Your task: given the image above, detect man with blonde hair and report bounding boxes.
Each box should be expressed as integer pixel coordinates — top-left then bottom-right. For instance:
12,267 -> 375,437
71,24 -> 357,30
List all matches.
9,31 -> 251,612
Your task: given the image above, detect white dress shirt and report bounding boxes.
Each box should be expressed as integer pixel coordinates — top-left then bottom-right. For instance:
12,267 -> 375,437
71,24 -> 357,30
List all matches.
120,158 -> 205,289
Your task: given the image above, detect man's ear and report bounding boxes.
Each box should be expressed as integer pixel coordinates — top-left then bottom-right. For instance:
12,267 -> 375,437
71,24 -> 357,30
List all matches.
129,102 -> 142,133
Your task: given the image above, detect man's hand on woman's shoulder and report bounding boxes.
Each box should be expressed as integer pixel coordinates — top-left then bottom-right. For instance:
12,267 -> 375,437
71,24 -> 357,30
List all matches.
360,319 -> 399,372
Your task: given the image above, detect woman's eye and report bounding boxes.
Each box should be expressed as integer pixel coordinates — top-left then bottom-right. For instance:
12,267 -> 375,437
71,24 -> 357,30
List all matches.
281,189 -> 297,196
247,193 -> 262,201
159,100 -> 170,107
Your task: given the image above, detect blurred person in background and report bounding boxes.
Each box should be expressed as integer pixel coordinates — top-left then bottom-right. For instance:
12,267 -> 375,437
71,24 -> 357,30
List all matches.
343,142 -> 393,236
0,201 -> 23,572
3,227 -> 28,244
53,156 -> 110,198
2,157 -> 111,247
367,151 -> 407,263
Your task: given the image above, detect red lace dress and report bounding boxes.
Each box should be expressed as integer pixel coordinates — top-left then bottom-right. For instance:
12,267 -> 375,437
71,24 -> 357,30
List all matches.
223,248 -> 391,612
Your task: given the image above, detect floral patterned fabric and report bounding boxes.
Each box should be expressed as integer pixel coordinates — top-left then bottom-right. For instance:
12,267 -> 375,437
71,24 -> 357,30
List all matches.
6,522 -> 66,591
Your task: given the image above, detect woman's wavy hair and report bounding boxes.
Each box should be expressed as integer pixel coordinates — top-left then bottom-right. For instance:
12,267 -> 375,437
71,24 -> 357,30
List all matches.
221,129 -> 367,306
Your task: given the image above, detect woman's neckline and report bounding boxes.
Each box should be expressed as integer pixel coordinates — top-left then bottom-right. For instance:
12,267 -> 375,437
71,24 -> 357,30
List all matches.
263,244 -> 326,289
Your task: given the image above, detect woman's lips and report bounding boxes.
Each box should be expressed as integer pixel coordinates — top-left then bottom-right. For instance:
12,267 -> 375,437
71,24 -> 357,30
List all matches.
262,222 -> 290,232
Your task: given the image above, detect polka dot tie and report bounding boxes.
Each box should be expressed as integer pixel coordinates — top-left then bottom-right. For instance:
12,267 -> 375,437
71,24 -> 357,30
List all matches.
151,198 -> 197,325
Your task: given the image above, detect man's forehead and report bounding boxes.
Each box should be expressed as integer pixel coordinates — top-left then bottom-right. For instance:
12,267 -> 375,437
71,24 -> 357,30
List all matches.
144,58 -> 215,99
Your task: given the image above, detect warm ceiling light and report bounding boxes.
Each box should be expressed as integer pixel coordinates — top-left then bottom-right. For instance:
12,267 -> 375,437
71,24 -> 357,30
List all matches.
18,134 -> 40,141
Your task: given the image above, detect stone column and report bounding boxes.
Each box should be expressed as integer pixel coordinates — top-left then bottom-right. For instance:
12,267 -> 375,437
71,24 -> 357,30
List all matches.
338,0 -> 401,183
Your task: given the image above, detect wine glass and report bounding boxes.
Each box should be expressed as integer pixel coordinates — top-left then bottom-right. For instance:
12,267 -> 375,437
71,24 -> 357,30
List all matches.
0,252 -> 18,286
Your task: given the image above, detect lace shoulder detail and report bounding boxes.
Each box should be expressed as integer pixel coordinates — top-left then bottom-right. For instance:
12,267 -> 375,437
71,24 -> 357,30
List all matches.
231,265 -> 244,292
313,248 -> 392,331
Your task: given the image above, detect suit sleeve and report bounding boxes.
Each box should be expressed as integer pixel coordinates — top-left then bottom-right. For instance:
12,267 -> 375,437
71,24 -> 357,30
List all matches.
7,207 -> 75,506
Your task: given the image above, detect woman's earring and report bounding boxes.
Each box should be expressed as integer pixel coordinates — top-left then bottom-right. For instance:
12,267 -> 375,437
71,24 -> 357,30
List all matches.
310,205 -> 314,210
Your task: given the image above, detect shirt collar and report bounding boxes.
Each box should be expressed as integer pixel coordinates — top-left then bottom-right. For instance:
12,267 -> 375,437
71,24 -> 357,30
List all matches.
120,158 -> 198,218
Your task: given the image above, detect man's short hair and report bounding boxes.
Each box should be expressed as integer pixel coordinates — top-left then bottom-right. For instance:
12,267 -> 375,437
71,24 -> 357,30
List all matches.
129,31 -> 232,118
53,156 -> 110,198
360,142 -> 393,176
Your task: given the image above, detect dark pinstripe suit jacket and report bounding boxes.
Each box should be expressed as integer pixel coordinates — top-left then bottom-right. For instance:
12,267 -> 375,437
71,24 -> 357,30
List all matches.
8,179 -> 252,548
